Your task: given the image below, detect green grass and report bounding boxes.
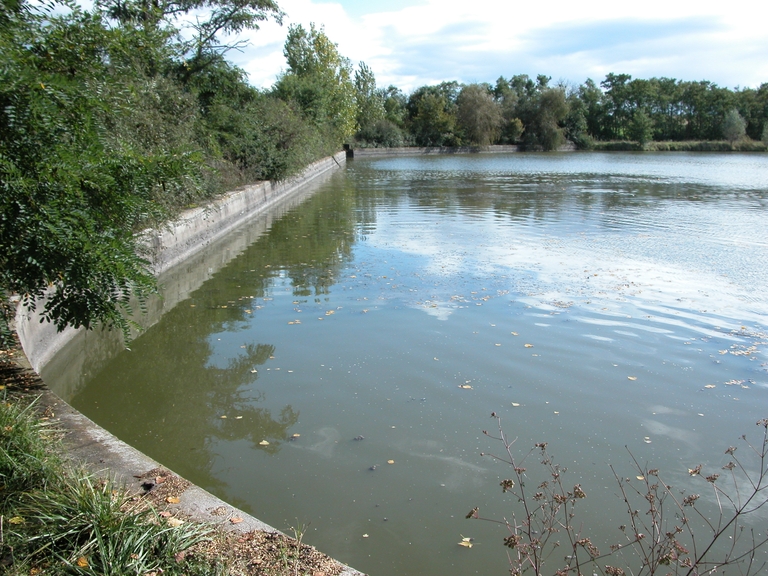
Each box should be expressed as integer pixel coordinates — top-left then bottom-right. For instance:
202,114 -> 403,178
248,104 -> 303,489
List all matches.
0,397 -> 223,575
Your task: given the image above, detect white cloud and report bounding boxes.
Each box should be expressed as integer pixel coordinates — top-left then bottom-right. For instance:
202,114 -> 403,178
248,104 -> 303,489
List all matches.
231,0 -> 768,92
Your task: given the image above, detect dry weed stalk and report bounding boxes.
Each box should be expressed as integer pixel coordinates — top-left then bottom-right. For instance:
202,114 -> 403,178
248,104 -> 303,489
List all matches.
469,414 -> 768,576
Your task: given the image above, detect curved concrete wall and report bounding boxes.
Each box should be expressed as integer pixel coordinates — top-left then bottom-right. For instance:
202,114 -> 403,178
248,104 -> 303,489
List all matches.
16,152 -> 346,373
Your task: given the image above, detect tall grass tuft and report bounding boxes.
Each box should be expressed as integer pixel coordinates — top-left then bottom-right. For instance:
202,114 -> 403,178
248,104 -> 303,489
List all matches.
0,398 -> 220,575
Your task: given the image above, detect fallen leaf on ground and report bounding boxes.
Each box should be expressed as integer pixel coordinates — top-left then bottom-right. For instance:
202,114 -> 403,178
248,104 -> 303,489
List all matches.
230,517 -> 244,524
167,517 -> 185,527
166,496 -> 180,504
76,557 -> 89,568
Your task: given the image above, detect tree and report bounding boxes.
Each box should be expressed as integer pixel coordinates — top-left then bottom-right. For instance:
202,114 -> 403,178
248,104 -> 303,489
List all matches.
274,23 -> 356,145
628,109 -> 654,147
0,2 -> 189,338
405,82 -> 461,146
722,108 -> 746,144
98,0 -> 282,63
456,83 -> 502,146
407,89 -> 457,146
354,61 -> 385,133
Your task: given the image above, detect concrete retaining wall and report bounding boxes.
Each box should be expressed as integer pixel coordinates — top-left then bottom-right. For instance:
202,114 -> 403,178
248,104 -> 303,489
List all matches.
16,151 -> 346,373
350,144 -> 520,157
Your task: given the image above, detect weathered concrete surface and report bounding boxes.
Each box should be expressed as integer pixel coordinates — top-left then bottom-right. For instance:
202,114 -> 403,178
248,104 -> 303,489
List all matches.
145,152 -> 347,276
13,151 -> 365,576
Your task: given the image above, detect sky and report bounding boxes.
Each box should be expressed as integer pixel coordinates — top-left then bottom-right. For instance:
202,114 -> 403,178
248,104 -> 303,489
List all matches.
226,0 -> 768,93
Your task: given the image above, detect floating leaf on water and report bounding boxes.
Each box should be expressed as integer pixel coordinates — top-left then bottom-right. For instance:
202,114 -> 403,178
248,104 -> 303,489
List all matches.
458,540 -> 473,548
511,332 -> 519,336
387,460 -> 395,464
627,376 -> 637,381
235,416 -> 243,420
166,496 -> 180,504
495,343 -> 501,346
704,384 -> 716,389
220,415 -> 227,419
362,534 -> 369,538
259,440 -> 270,446
553,411 -> 560,414
511,402 -> 521,407
292,433 -> 301,439
524,343 -> 534,348
250,369 -> 257,373
459,385 -> 473,389
636,475 -> 645,481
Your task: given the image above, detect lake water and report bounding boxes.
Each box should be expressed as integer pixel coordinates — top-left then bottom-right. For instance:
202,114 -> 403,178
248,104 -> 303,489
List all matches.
46,152 -> 768,575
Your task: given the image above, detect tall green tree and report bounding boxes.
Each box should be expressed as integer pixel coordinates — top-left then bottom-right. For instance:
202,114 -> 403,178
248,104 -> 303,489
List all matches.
722,108 -> 747,144
354,61 -> 385,131
406,82 -> 460,146
274,23 -> 356,145
456,83 -> 502,145
98,0 -> 282,66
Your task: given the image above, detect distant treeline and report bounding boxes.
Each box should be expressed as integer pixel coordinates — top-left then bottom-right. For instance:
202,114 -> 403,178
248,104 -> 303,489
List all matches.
353,74 -> 768,151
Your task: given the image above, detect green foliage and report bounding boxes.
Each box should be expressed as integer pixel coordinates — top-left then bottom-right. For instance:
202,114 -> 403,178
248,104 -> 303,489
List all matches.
354,61 -> 385,132
275,23 -> 356,145
0,399 -> 60,510
628,109 -> 654,147
406,82 -> 461,146
0,398 -> 219,575
456,83 -> 502,145
722,108 -> 747,144
98,0 -> 282,63
0,2 -> 171,336
355,119 -> 406,148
